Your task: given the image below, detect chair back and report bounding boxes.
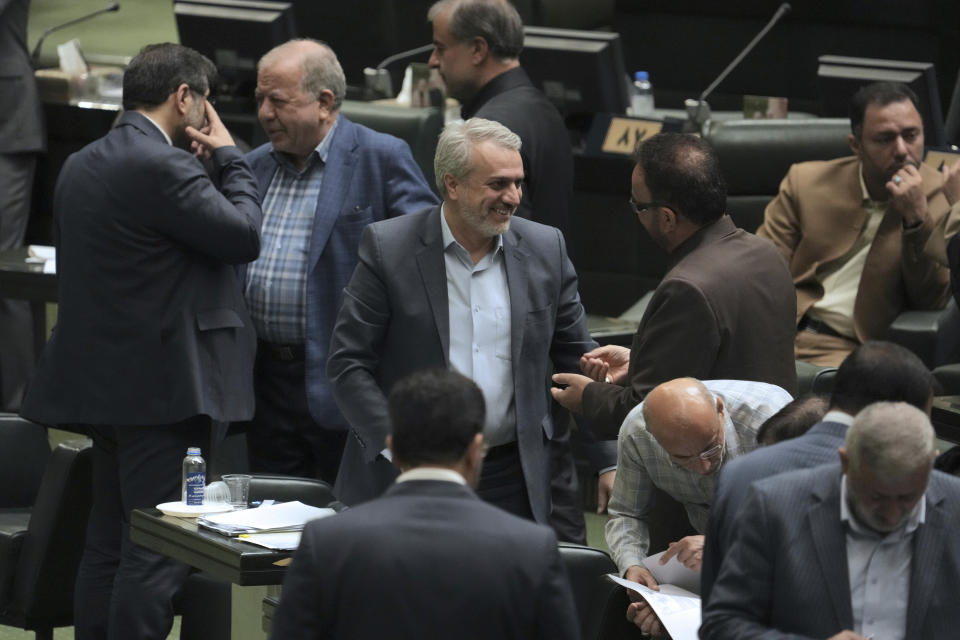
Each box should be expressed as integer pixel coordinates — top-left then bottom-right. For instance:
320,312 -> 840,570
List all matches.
558,542 -> 636,640
0,416 -> 50,509
11,440 -> 92,628
247,475 -> 336,509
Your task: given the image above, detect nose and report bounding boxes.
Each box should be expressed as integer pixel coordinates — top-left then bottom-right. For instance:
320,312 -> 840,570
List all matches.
893,135 -> 909,158
504,182 -> 522,206
428,48 -> 439,68
877,502 -> 903,528
258,98 -> 274,122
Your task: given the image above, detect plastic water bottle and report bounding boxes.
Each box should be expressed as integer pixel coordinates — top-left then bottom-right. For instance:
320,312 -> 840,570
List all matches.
630,71 -> 655,117
182,447 -> 206,506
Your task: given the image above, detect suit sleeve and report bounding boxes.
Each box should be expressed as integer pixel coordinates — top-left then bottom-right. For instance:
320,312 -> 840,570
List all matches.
383,137 -> 440,217
898,195 -> 957,310
327,224 -> 392,461
145,145 -> 262,264
535,532 -> 581,640
269,523 -> 327,640
546,228 -> 616,468
700,486 -> 814,640
581,277 -> 721,437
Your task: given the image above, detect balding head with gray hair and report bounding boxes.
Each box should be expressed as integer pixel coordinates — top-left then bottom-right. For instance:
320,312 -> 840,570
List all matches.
434,117 -> 521,197
845,401 -> 936,478
258,38 -> 346,110
428,0 -> 524,60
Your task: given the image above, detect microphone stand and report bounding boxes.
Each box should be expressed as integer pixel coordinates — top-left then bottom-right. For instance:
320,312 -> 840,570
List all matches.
685,2 -> 792,134
31,2 -> 120,70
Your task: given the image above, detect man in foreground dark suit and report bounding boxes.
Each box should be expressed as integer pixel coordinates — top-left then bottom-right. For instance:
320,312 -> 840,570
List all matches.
700,340 -> 935,607
328,117 -> 595,526
20,44 -> 261,640
270,368 -> 579,640
702,401 -> 960,639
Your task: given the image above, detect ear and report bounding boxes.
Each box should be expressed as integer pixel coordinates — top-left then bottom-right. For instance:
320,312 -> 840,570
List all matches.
173,83 -> 193,116
715,396 -> 725,418
316,89 -> 336,118
848,132 -> 861,157
443,173 -> 460,199
659,205 -> 679,233
469,36 -> 489,65
466,433 -> 485,468
838,447 -> 849,473
385,435 -> 404,472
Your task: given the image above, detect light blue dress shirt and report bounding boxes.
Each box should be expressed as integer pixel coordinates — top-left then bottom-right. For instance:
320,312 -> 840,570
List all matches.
440,208 -> 516,447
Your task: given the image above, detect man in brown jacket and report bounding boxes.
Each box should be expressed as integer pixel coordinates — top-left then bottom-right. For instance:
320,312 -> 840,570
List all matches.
758,82 -> 960,366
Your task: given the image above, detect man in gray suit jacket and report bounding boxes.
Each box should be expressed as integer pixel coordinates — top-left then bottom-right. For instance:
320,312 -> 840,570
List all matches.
700,341 -> 936,607
0,0 -> 45,411
327,118 -> 595,525
702,401 -> 960,639
270,368 -> 579,640
21,44 -> 261,640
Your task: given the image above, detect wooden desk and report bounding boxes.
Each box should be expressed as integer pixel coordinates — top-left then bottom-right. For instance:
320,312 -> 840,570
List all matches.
0,247 -> 57,355
130,508 -> 288,640
932,396 -> 960,445
129,508 -> 290,586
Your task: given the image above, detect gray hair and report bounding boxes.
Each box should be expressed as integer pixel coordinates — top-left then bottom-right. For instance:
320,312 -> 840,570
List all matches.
428,0 -> 524,60
845,401 -> 936,478
258,39 -> 346,110
434,118 -> 521,196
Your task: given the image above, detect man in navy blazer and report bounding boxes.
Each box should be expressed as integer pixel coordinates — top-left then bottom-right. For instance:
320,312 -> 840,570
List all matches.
242,39 -> 438,482
270,368 -> 579,640
20,44 -> 261,640
328,118 -> 595,524
700,341 -> 936,607
702,402 -> 960,639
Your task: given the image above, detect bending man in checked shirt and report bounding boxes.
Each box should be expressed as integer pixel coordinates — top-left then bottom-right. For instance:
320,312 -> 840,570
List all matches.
605,377 -> 791,636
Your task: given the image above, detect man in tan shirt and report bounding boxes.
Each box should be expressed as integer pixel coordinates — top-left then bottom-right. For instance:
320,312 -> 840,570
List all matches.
758,82 -> 960,366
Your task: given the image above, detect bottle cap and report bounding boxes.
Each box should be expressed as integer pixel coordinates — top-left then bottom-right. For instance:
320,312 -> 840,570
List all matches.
635,71 -> 649,81
187,447 -> 202,455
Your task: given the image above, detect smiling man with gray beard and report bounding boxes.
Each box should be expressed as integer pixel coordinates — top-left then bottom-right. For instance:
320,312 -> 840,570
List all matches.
326,118 -> 596,526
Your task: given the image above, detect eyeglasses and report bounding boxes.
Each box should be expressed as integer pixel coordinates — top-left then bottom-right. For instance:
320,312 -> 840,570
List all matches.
628,196 -> 672,215
669,440 -> 724,468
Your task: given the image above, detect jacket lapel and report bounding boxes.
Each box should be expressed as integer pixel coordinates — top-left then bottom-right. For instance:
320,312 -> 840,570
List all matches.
503,228 -> 528,376
416,207 -> 450,362
308,116 -> 358,269
905,484 -> 944,636
809,475 -> 855,629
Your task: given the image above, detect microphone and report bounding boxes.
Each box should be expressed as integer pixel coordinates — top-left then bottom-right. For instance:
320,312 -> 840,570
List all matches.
684,2 -> 791,134
31,2 -> 121,69
364,43 -> 434,99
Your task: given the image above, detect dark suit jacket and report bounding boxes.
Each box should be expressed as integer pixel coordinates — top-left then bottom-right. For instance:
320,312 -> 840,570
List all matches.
245,115 -> 438,429
462,66 -> 573,235
701,465 -> 960,639
327,206 -> 595,522
0,0 -> 44,154
700,418 -> 848,606
21,111 -> 261,426
582,215 -> 798,436
269,479 -> 580,640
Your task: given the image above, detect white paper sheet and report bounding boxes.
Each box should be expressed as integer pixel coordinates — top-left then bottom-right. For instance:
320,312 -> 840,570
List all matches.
607,574 -> 701,640
644,550 -> 702,595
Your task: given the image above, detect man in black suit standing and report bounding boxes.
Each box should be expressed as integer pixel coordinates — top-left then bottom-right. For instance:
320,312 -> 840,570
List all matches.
0,0 -> 45,412
20,43 -> 261,640
270,368 -> 580,640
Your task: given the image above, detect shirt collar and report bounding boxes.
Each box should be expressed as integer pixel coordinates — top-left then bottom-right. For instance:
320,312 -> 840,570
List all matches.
396,467 -> 467,485
823,410 -> 855,426
439,203 -> 505,255
840,474 -> 926,540
271,114 -> 340,174
139,113 -> 172,146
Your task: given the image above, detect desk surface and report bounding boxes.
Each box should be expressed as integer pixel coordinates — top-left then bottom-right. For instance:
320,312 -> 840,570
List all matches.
129,509 -> 290,586
0,247 -> 57,303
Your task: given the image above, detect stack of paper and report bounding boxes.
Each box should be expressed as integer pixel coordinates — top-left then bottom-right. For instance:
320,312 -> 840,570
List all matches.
197,500 -> 335,537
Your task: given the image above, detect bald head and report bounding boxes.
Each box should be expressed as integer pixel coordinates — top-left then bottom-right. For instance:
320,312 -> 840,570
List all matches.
643,378 -> 725,474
